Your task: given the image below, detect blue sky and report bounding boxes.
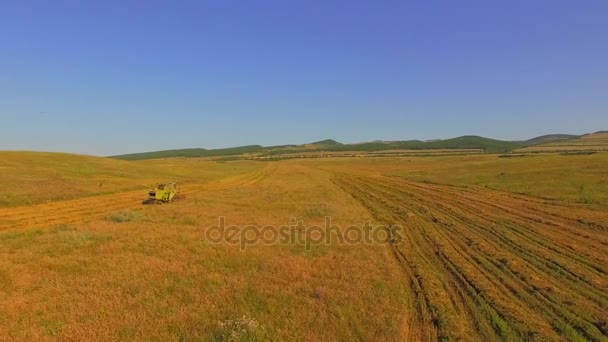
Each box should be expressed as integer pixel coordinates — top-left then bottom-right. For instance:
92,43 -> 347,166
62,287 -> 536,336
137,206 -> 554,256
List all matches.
1,0 -> 607,155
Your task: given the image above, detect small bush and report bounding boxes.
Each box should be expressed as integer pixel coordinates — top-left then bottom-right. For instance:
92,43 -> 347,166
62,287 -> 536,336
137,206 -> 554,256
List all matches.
106,210 -> 142,223
213,315 -> 267,342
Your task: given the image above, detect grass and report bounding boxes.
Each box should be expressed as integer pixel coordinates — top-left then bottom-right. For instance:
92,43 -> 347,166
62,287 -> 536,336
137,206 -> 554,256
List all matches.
106,210 -> 145,223
0,158 -> 407,340
332,174 -> 607,340
401,153 -> 608,204
311,152 -> 608,205
0,152 -> 606,340
213,315 -> 268,341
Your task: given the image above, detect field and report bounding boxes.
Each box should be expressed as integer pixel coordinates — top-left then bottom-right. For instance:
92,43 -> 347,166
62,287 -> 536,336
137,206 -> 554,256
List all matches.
0,152 -> 265,207
0,152 -> 607,340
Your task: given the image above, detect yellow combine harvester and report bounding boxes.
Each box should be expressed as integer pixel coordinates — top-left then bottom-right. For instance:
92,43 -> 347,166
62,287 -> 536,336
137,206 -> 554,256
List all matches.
142,182 -> 178,204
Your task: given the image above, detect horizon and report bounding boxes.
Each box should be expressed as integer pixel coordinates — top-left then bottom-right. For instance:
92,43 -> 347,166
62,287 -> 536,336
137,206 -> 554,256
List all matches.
1,130 -> 605,157
2,1 -> 607,155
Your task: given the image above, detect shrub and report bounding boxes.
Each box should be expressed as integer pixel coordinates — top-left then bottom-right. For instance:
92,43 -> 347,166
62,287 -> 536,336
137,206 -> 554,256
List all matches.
106,210 -> 142,223
213,315 -> 267,342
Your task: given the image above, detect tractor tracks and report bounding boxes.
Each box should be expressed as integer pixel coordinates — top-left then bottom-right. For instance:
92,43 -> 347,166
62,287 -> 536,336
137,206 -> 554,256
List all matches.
332,175 -> 608,341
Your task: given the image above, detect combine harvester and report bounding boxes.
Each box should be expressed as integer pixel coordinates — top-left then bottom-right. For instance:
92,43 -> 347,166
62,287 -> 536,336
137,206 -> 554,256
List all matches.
142,182 -> 179,204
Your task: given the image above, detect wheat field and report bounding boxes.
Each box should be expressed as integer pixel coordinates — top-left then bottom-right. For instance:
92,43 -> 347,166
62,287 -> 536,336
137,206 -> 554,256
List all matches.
0,152 -> 607,340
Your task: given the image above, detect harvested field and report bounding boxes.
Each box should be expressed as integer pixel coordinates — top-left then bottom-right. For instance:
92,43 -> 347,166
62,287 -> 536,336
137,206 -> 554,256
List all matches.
0,166 -> 274,230
333,174 -> 608,340
0,153 -> 607,340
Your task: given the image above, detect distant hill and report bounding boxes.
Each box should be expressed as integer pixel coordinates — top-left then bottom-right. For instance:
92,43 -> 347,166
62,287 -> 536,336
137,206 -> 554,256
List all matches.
331,136 -> 525,153
514,132 -> 608,153
310,139 -> 342,146
110,132 -> 607,160
524,134 -> 579,145
115,137 -> 513,160
113,148 -> 208,160
113,145 -> 264,160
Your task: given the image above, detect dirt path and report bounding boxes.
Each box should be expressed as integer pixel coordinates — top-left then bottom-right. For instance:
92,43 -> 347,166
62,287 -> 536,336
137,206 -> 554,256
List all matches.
0,166 -> 274,230
333,175 -> 608,341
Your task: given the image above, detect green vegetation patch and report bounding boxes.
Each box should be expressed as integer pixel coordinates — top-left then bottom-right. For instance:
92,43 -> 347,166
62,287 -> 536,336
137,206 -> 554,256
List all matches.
106,210 -> 146,223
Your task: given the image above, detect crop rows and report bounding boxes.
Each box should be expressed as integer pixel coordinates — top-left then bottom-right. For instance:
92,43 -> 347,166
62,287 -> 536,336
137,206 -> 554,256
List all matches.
333,175 -> 608,341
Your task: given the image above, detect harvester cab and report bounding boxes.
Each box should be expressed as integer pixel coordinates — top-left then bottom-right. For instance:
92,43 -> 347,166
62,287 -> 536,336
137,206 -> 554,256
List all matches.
143,182 -> 178,204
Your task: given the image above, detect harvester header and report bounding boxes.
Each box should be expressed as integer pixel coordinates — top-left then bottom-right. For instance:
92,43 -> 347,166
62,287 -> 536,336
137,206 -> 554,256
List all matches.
142,182 -> 178,204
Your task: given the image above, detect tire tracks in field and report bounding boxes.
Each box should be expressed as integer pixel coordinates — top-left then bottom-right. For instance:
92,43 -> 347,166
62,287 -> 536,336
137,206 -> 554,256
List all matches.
369,177 -> 608,340
0,166 -> 274,230
332,175 -> 608,341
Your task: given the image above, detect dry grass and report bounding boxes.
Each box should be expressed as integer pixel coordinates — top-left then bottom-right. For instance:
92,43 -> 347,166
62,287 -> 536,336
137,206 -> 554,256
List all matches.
0,152 -> 607,340
311,153 -> 608,205
0,158 -> 407,340
333,175 -> 607,340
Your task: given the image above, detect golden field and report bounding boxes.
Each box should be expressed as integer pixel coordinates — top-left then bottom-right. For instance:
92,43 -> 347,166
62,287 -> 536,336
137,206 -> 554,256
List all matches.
0,152 -> 607,340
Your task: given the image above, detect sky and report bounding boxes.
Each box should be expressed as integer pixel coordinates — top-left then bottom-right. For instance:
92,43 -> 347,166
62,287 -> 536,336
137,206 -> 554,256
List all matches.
1,0 -> 607,155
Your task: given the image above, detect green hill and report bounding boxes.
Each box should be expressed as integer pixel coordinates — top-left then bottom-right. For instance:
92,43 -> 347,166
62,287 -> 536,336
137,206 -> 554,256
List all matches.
513,131 -> 608,153
110,135 -> 536,160
319,136 -> 524,154
111,148 -> 208,160
524,134 -> 580,145
111,132 -> 607,160
310,139 -> 342,146
112,145 -> 264,160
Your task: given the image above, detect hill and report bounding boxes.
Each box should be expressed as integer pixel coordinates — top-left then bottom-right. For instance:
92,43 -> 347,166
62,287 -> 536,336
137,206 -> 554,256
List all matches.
334,136 -> 524,153
110,132 -> 607,160
111,135 -> 527,160
112,148 -> 208,160
310,139 -> 342,146
514,132 -> 608,153
524,134 -> 579,145
112,145 -> 264,160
